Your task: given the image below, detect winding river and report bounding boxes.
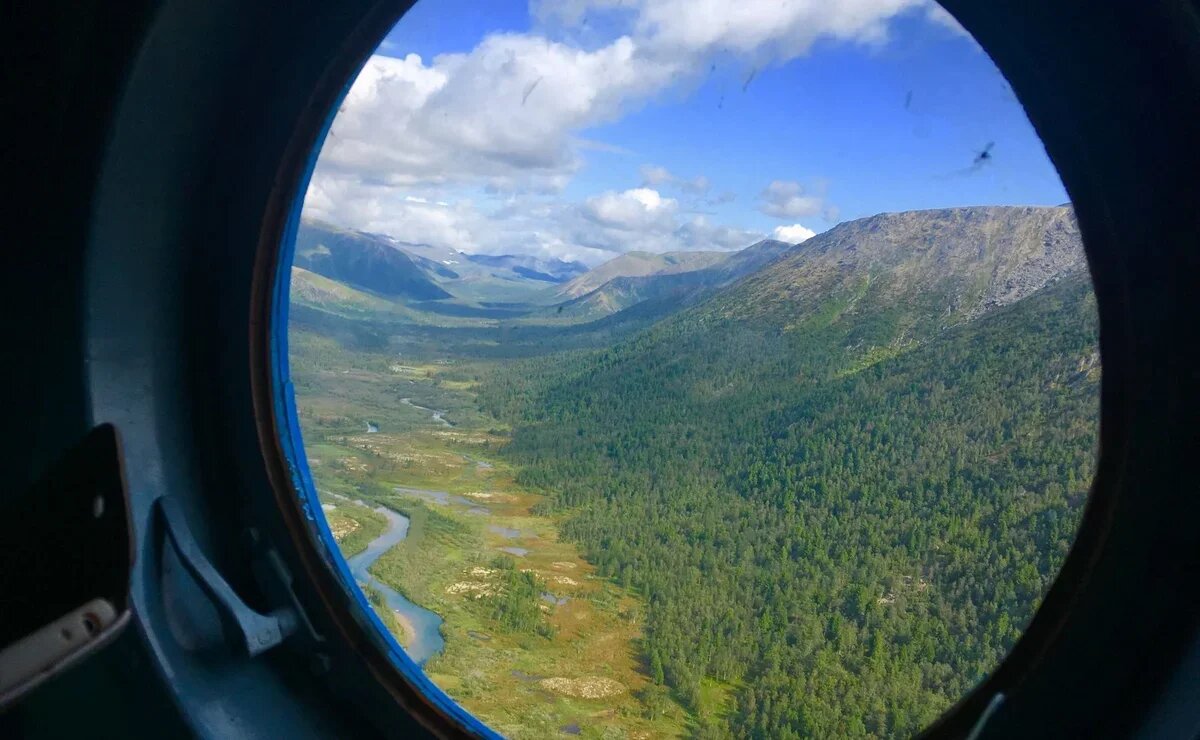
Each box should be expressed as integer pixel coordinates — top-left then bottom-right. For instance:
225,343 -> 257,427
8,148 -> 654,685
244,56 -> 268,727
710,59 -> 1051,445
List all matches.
334,400 -> 481,665
344,502 -> 445,665
400,397 -> 452,427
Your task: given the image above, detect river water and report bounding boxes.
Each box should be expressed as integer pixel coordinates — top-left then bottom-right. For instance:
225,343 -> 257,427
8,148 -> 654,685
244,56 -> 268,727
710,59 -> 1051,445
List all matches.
335,399 -> 494,665
400,397 -> 452,427
344,502 -> 445,665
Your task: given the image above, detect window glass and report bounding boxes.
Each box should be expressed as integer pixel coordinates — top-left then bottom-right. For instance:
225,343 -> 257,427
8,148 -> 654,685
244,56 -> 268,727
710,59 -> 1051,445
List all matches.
287,2 -> 1098,736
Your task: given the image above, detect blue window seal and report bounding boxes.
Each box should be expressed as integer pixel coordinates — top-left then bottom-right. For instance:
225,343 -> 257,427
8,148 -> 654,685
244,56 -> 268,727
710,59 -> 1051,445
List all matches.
265,54 -> 501,740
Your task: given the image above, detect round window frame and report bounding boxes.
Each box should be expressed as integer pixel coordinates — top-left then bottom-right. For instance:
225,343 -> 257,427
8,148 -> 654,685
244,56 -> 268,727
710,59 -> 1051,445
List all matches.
240,1 -> 1200,738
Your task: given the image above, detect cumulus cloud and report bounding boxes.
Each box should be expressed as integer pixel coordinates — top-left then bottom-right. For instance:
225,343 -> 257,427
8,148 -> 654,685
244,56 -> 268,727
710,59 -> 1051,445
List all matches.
304,174 -> 482,249
759,180 -> 837,220
625,0 -> 925,61
536,0 -> 928,61
924,4 -> 973,38
773,223 -> 817,243
305,178 -> 761,265
316,37 -> 678,193
584,188 -> 678,231
574,189 -> 761,254
321,0 -> 939,195
306,0 -> 952,259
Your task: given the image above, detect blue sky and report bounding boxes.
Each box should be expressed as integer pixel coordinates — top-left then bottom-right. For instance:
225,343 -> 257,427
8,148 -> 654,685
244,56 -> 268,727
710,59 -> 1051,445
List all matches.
303,0 -> 1067,264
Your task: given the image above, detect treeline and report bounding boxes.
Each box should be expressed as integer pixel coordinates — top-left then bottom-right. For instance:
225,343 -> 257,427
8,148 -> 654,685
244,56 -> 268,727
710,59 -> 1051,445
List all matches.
489,556 -> 556,638
478,274 -> 1099,737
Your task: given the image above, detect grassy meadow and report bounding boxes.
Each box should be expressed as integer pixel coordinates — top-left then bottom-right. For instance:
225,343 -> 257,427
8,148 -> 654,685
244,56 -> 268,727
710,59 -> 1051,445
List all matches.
291,327 -> 696,738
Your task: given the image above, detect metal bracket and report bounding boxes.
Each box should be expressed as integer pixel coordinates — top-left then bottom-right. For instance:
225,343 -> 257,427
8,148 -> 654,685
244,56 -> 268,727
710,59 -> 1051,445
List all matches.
247,529 -> 325,648
157,497 -> 297,657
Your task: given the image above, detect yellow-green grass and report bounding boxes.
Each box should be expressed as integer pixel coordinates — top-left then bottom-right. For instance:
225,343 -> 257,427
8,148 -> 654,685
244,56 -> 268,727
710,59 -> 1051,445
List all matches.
368,451 -> 691,739
291,267 -> 394,312
694,678 -> 740,733
323,498 -> 388,558
295,339 -> 694,737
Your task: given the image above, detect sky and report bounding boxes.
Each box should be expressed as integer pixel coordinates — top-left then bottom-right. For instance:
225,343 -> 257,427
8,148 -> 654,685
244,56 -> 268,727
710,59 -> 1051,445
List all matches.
302,0 -> 1068,266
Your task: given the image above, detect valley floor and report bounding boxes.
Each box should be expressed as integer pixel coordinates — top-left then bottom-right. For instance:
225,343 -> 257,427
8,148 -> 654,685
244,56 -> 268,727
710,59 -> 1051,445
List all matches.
298,354 -> 700,738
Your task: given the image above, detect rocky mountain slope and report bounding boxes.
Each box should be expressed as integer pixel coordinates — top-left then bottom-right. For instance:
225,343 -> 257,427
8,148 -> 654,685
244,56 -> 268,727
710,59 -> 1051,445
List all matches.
557,238 -> 797,319
465,253 -> 588,283
293,221 -> 451,300
554,250 -> 731,300
713,205 -> 1084,327
479,204 -> 1097,737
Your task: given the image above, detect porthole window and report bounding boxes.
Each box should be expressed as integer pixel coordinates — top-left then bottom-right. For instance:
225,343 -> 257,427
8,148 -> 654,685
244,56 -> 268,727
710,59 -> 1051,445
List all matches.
279,2 -> 1098,737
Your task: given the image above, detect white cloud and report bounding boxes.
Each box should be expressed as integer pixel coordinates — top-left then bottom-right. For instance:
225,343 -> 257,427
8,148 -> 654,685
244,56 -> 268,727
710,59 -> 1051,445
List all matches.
639,165 -> 673,186
678,216 -> 764,250
924,4 -> 973,39
759,180 -> 835,219
304,174 -> 481,249
773,223 -> 817,243
306,0 -> 954,259
316,36 -> 678,193
626,0 -> 926,62
639,164 -> 711,195
574,189 -> 761,254
583,188 -> 678,231
536,0 -> 930,60
303,176 -> 759,265
321,0 -> 940,196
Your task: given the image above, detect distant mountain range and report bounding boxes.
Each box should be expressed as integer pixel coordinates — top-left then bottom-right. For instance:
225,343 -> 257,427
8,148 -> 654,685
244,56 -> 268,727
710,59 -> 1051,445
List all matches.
464,254 -> 588,284
480,203 -> 1096,736
294,206 -> 1083,332
293,219 -> 799,311
291,203 -> 1095,739
554,239 -> 796,319
296,220 -> 593,304
706,205 -> 1085,331
554,250 -> 731,300
293,222 -> 451,300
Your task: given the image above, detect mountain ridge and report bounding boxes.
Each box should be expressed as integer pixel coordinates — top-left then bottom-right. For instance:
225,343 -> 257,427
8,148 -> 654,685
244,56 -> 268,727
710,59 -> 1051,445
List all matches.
293,222 -> 451,300
700,205 -> 1084,330
555,238 -> 797,319
477,203 -> 1098,737
554,249 -> 732,300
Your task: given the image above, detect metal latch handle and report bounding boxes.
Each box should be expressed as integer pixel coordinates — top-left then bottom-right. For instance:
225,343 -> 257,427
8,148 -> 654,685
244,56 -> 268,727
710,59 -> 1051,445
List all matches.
157,497 -> 296,657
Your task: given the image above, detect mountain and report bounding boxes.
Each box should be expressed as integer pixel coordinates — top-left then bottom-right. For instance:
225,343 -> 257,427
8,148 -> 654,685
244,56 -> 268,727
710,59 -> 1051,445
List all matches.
712,205 -> 1084,328
556,239 -> 795,319
465,254 -> 588,283
365,237 -> 590,303
294,223 -> 588,305
712,236 -> 796,277
289,266 -> 392,312
364,235 -> 469,275
294,221 -> 450,300
554,250 -> 731,300
479,205 -> 1097,737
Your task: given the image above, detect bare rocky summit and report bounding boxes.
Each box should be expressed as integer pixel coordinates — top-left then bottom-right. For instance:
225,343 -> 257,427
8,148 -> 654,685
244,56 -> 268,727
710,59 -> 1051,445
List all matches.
714,205 -> 1086,327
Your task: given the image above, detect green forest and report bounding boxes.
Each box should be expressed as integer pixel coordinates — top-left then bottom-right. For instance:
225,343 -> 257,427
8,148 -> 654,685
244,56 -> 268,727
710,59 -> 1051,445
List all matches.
476,274 -> 1098,737
292,206 -> 1099,738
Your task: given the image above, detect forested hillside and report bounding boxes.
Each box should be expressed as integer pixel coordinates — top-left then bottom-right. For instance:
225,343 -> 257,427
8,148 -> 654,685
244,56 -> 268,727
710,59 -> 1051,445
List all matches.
476,206 -> 1099,737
